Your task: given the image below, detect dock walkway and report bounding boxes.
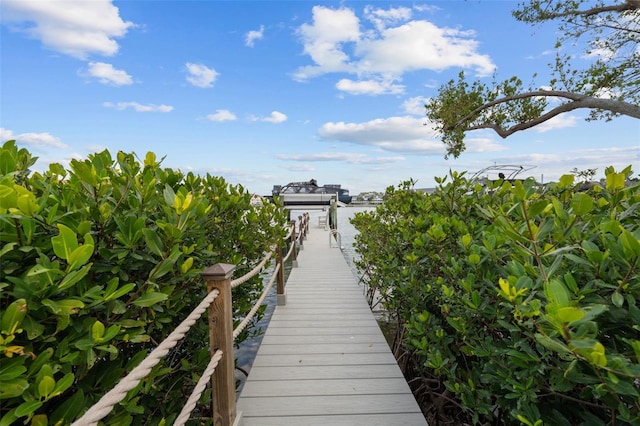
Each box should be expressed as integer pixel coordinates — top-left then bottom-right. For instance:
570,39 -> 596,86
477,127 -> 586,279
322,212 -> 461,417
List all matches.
237,224 -> 428,425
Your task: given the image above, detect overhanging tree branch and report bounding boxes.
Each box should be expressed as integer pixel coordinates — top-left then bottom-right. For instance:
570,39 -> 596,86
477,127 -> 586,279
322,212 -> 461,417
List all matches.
452,91 -> 640,138
427,0 -> 639,158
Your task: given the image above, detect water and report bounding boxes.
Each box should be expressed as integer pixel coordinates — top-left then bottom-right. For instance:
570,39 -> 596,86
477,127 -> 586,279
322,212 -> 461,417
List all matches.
234,206 -> 375,392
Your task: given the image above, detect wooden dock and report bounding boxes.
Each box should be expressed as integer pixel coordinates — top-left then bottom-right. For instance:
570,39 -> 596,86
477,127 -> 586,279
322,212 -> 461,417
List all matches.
237,224 -> 428,425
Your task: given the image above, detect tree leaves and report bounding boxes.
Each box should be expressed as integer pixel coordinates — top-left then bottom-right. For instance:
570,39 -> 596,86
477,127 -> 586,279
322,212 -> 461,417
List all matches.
425,1 -> 640,157
1,141 -> 289,424
352,166 -> 640,425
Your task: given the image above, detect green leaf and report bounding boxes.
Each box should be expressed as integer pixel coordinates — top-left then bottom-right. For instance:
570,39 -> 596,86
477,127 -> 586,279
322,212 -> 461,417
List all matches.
51,224 -> 79,261
144,151 -> 157,167
132,292 -> 169,307
571,192 -> 593,215
56,264 -> 91,292
92,320 -> 105,341
16,192 -> 40,215
26,348 -> 53,377
611,291 -> 624,308
142,228 -> 164,256
535,333 -> 569,354
512,180 -> 526,201
149,250 -> 180,280
50,390 -> 84,425
22,316 -> 45,340
0,408 -> 19,426
75,338 -> 94,351
0,378 -> 29,398
563,272 -> 578,294
558,174 -> 574,188
620,229 -> 640,257
163,184 -> 176,207
544,279 -> 571,308
0,358 -> 26,381
31,414 -> 47,426
14,400 -> 43,418
605,171 -> 625,192
0,242 -> 17,258
1,298 -> 27,334
180,256 -> 194,274
67,235 -> 94,271
50,373 -> 74,398
556,307 -> 585,324
104,282 -> 136,302
37,376 -> 55,399
42,299 -> 84,316
528,200 -> 549,217
0,184 -> 17,210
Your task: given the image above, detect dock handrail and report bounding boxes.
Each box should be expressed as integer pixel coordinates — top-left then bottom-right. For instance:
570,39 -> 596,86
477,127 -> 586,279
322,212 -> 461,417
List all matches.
71,213 -> 310,426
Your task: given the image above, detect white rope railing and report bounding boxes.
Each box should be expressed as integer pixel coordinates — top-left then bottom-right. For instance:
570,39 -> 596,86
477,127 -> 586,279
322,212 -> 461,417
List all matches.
72,216 -> 309,426
233,263 -> 281,340
173,349 -> 224,426
231,251 -> 273,289
282,237 -> 296,264
71,288 -> 221,426
230,221 -> 294,289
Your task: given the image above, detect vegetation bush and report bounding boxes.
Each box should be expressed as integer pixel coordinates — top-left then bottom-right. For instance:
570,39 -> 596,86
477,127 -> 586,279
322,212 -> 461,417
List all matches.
352,167 -> 640,425
0,140 -> 287,425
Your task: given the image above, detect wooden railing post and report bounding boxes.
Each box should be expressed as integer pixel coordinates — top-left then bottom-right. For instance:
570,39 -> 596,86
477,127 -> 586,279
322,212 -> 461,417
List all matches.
276,241 -> 286,306
298,215 -> 306,241
304,212 -> 309,236
291,219 -> 301,254
201,263 -> 238,426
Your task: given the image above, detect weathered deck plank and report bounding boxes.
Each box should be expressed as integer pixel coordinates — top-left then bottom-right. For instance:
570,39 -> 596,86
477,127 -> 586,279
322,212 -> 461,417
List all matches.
237,222 -> 428,425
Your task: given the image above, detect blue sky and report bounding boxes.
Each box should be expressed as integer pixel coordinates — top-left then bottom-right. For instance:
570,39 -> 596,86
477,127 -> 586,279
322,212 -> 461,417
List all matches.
1,1 -> 638,196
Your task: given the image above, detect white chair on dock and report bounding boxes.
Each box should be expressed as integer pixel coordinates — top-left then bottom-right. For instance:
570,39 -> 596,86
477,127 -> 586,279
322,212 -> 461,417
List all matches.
318,213 -> 328,230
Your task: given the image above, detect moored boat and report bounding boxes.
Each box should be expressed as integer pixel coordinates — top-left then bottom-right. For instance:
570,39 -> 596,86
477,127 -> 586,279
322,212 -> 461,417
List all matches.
272,179 -> 353,205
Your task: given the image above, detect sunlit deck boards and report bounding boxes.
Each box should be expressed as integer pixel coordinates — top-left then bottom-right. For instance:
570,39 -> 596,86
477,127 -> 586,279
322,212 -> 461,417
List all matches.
237,224 -> 428,426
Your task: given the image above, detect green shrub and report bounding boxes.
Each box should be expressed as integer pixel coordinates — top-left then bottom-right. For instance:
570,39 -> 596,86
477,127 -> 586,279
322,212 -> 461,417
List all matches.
0,141 -> 287,425
352,168 -> 640,425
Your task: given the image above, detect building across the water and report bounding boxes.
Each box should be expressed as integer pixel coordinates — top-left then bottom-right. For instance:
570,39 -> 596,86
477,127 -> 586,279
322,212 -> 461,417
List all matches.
271,179 -> 353,206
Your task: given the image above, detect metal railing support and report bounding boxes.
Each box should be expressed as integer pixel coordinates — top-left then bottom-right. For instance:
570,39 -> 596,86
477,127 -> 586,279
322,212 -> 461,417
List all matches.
201,263 -> 237,426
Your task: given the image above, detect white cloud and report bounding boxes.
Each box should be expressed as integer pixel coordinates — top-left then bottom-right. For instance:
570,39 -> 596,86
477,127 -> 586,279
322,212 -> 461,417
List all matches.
464,137 -> 508,154
0,128 -> 13,141
250,111 -> 288,123
336,78 -> 404,95
491,146 -> 640,183
276,152 -> 405,165
364,5 -> 412,31
84,62 -> 132,86
320,116 -> 431,144
103,102 -> 173,112
185,63 -> 219,88
318,115 -> 509,156
402,96 -> 429,115
287,163 -> 316,172
293,6 -> 361,80
356,20 -> 494,76
87,144 -> 108,153
293,5 -> 496,93
1,128 -> 68,149
534,113 -> 578,132
206,109 -> 237,122
1,0 -> 133,59
245,25 -> 264,47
